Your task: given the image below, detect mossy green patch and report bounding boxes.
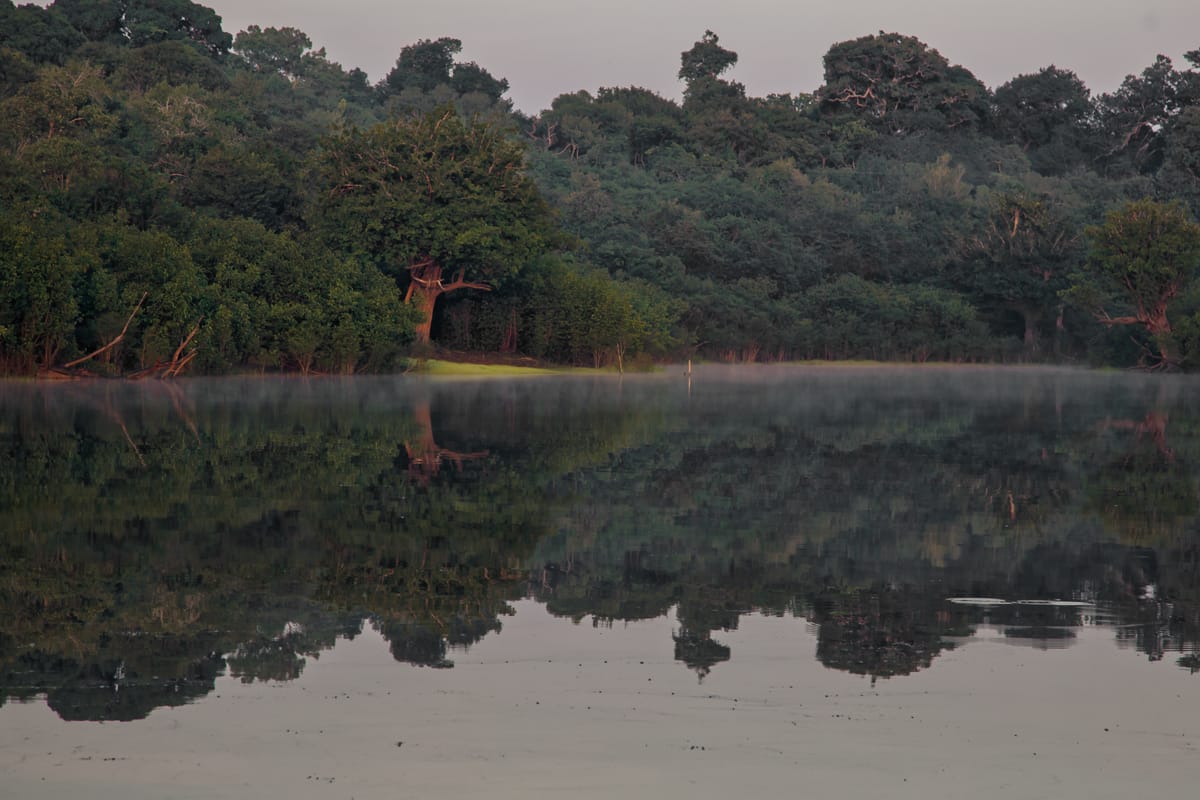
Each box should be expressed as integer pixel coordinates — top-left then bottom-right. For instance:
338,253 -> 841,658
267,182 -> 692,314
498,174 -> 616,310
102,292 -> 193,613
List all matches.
412,359 -> 566,377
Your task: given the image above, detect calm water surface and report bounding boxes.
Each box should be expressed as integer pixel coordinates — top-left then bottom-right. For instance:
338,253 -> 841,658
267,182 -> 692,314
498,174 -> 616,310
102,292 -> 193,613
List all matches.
1,366 -> 1197,797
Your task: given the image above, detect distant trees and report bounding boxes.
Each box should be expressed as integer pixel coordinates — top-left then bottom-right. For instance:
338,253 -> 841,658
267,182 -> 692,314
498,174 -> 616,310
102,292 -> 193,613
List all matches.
53,0 -> 233,56
0,2 -> 84,64
1096,53 -> 1199,175
678,29 -> 739,102
232,25 -> 311,78
9,5 -> 1200,371
818,32 -> 989,133
991,66 -> 1094,175
380,37 -> 510,111
384,37 -> 462,94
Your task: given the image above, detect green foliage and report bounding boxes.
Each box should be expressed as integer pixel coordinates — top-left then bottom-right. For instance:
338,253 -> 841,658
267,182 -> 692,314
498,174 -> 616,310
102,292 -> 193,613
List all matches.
0,206 -> 86,370
796,275 -> 988,361
232,25 -> 311,78
0,59 -> 114,146
184,216 -> 415,373
311,106 -> 559,291
819,33 -> 989,134
114,38 -> 228,91
384,37 -> 461,94
437,255 -> 681,366
0,2 -> 84,64
1096,54 -> 1200,176
1065,199 -> 1200,366
128,0 -> 232,56
1086,200 -> 1193,293
991,66 -> 1095,175
678,30 -> 738,92
4,9 -> 1200,371
956,186 -> 1085,353
377,37 -> 510,114
528,260 -> 680,367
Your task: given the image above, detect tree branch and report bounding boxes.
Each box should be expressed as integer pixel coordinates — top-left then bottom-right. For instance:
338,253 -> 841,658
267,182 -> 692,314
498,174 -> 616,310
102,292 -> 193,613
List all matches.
440,269 -> 491,293
62,292 -> 147,368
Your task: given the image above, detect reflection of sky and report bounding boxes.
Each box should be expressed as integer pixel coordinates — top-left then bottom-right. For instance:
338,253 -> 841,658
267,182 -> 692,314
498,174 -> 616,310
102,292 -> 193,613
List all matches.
4,602 -> 1199,798
201,0 -> 1200,113
961,624 -> 1078,650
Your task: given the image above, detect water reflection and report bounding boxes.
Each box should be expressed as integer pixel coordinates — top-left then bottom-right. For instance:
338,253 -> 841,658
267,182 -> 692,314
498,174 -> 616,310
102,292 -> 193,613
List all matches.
2,367 -> 1199,720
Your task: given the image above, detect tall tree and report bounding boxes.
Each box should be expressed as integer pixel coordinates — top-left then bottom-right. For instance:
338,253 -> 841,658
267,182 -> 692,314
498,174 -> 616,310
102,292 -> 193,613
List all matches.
1096,53 -> 1200,174
311,107 -> 561,343
449,61 -> 509,104
383,37 -> 461,94
232,25 -> 311,79
678,30 -> 738,94
964,189 -> 1082,354
52,0 -> 233,56
991,66 -> 1094,175
1066,199 -> 1200,367
819,32 -> 988,133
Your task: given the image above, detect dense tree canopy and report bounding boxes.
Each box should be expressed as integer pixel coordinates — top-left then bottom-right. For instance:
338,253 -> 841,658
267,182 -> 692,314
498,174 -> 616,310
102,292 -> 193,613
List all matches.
4,5 -> 1200,372
1066,199 -> 1200,367
991,66 -> 1095,175
819,32 -> 989,133
311,108 -> 560,342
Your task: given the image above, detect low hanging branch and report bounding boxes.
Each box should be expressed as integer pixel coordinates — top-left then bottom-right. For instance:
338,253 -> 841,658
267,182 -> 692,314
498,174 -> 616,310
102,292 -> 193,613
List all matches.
404,259 -> 493,343
403,263 -> 491,299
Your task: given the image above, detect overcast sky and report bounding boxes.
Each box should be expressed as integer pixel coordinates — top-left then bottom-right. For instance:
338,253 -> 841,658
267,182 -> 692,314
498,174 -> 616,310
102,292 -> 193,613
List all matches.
204,1 -> 1200,114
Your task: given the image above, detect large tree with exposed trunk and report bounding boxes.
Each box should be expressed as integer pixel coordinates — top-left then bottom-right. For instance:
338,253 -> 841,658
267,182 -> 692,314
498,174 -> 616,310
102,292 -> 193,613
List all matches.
1065,199 -> 1200,368
311,107 -> 559,343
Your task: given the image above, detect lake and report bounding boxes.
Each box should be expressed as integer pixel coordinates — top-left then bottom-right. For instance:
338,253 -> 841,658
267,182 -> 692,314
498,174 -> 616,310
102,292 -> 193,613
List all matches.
1,366 -> 1198,798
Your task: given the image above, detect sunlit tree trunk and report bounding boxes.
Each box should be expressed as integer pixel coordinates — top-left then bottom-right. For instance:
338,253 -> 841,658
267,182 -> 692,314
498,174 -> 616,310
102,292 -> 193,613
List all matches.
404,259 -> 491,345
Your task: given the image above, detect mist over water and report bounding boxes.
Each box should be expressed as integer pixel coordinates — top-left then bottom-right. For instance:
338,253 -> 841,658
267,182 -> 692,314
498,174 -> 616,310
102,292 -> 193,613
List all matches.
2,366 -> 1198,796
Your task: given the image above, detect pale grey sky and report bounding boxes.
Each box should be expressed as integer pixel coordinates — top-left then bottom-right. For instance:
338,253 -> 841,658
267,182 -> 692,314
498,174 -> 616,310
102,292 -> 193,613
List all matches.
129,1 -> 1200,113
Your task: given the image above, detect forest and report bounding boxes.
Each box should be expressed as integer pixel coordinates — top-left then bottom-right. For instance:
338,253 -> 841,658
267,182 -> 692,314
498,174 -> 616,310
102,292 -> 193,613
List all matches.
4,1 -> 1200,374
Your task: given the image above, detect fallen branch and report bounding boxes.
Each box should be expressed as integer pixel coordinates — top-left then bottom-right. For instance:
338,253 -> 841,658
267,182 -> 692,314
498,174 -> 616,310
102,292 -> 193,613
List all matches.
128,319 -> 203,380
164,320 -> 202,377
62,293 -> 147,368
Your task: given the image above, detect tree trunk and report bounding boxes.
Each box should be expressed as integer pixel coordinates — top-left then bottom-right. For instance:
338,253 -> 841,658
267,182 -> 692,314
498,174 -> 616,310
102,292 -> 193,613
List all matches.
1020,306 -> 1040,356
409,284 -> 441,344
1095,304 -> 1176,369
405,260 -> 491,345
1147,312 -> 1175,368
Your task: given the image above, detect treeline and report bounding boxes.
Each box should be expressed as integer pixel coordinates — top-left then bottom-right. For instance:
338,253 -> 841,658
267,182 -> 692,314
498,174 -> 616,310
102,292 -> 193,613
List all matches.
518,32 -> 1200,367
3,3 -> 1200,373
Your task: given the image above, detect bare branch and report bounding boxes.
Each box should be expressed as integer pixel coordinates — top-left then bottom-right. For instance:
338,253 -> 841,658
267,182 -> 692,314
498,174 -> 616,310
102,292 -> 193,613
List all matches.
62,292 -> 147,368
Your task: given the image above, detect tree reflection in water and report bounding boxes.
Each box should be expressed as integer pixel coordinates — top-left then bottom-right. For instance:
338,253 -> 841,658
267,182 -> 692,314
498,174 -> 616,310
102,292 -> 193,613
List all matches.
2,368 -> 1200,720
